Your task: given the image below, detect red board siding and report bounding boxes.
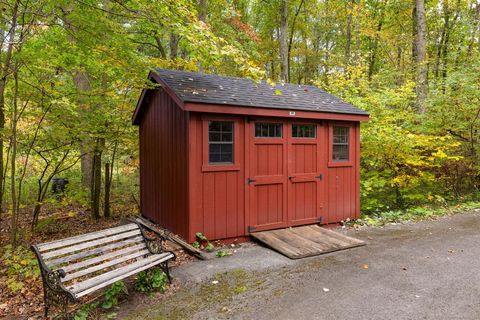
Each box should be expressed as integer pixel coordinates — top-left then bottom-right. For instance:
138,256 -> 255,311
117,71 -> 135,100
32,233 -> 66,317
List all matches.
188,114 -> 246,243
139,89 -> 188,238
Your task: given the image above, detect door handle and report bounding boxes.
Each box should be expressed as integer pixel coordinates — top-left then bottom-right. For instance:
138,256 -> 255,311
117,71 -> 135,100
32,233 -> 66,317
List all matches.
315,174 -> 323,181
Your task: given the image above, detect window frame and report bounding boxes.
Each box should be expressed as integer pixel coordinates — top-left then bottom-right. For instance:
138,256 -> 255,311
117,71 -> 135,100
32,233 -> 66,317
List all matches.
291,123 -> 317,139
201,116 -> 241,172
328,123 -> 354,167
254,122 -> 283,138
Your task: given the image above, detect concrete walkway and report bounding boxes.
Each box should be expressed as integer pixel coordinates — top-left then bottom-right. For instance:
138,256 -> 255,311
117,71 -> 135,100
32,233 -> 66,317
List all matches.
125,210 -> 480,320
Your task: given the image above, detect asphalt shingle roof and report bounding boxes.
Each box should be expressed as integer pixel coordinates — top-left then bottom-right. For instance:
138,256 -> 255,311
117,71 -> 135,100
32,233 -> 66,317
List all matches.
155,68 -> 368,116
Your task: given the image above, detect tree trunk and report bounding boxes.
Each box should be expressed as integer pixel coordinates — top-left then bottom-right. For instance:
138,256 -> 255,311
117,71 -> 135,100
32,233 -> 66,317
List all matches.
104,162 -> 111,218
345,0 -> 353,65
169,34 -> 179,59
0,0 -> 19,222
466,3 -> 480,58
279,0 -> 289,82
287,0 -> 304,82
73,71 -> 93,188
412,0 -> 417,65
198,0 -> 207,21
354,0 -> 361,64
90,138 -> 103,220
10,71 -> 19,247
414,0 -> 427,114
368,15 -> 384,80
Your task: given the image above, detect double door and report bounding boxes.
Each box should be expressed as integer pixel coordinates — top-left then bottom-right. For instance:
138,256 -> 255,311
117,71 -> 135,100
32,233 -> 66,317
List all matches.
247,119 -> 325,232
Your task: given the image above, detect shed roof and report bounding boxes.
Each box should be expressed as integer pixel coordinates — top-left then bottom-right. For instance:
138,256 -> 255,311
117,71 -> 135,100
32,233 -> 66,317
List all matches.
132,69 -> 368,125
154,68 -> 368,115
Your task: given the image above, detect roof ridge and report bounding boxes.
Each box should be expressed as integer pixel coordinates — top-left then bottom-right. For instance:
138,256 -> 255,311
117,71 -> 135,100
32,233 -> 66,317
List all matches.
154,67 -> 321,90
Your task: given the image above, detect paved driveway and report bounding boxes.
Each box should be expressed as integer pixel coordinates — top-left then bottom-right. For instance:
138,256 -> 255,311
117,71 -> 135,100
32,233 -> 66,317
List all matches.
125,210 -> 480,320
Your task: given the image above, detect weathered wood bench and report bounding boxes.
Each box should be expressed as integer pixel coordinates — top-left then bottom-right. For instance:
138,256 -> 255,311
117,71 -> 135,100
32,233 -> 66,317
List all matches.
31,220 -> 176,317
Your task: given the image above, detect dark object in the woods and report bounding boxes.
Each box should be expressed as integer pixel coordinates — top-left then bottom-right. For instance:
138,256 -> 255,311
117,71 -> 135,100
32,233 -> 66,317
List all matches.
31,221 -> 176,317
51,178 -> 69,194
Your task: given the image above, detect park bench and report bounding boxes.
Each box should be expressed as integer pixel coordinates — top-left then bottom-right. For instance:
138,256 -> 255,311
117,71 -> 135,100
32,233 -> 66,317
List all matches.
31,219 -> 176,317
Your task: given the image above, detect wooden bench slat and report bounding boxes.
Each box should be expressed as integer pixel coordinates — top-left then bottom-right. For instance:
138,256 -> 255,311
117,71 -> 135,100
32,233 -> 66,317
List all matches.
69,253 -> 174,298
62,249 -> 150,282
61,242 -> 147,273
42,229 -> 141,260
37,224 -> 139,252
46,236 -> 144,268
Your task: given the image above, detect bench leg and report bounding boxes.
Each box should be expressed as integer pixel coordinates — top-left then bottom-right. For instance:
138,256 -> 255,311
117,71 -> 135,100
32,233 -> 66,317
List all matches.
162,260 -> 172,284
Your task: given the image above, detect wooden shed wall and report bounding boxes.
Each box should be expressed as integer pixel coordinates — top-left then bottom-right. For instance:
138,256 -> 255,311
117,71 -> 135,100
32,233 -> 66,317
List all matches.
188,113 -> 246,243
139,89 -> 189,239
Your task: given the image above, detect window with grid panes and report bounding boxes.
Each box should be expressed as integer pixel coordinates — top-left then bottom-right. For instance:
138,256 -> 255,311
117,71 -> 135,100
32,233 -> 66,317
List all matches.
208,121 -> 234,163
332,126 -> 349,161
255,123 -> 282,137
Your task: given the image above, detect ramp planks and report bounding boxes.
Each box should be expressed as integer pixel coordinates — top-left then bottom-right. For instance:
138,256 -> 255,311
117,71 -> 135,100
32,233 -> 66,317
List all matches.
250,225 -> 365,259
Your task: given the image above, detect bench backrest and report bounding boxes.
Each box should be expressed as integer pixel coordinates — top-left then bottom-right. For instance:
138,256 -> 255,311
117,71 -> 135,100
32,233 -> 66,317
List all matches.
34,223 -> 149,284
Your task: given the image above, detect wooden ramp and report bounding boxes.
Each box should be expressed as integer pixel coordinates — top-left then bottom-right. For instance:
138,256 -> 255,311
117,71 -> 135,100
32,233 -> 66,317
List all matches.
250,225 -> 365,259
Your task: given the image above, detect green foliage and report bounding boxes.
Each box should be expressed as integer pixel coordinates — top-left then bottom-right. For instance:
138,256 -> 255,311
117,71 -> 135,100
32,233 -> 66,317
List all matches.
134,268 -> 168,294
205,242 -> 215,252
74,302 -> 99,320
216,250 -> 233,258
2,245 -> 40,293
102,281 -> 128,310
194,232 -> 215,252
73,281 -> 126,319
195,232 -> 208,242
355,201 -> 480,226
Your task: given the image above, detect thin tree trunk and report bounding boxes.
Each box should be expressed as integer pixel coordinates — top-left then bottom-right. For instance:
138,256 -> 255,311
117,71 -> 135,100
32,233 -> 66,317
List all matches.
345,0 -> 353,65
104,162 -> 111,218
414,0 -> 427,114
198,0 -> 207,22
169,34 -> 179,59
0,0 -> 19,222
73,71 -> 93,188
90,138 -> 103,220
412,0 -> 417,65
368,14 -> 384,80
10,71 -> 19,247
279,0 -> 289,82
354,0 -> 361,64
287,0 -> 304,82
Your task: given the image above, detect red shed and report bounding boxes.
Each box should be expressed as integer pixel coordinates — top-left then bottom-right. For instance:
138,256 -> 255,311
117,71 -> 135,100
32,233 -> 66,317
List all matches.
132,69 -> 369,243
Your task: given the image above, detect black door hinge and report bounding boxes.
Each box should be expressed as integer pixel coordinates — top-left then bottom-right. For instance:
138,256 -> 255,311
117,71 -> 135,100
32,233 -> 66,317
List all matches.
246,177 -> 256,185
315,174 -> 323,181
248,226 -> 256,233
317,216 -> 323,224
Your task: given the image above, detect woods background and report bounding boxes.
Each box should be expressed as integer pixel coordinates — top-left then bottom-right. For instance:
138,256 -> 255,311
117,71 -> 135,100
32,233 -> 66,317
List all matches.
0,0 -> 479,246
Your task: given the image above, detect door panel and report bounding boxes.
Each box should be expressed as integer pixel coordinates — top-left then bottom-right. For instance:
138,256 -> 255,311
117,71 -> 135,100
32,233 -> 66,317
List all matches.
247,119 -> 325,233
248,121 -> 288,232
287,123 -> 324,226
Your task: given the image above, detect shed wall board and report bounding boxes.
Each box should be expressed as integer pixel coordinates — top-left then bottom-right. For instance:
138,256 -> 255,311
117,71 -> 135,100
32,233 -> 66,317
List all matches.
139,89 -> 189,239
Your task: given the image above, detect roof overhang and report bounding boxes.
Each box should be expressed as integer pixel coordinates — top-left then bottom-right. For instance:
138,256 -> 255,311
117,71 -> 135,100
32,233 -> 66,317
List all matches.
184,102 -> 369,121
132,71 -> 369,125
132,71 -> 185,125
